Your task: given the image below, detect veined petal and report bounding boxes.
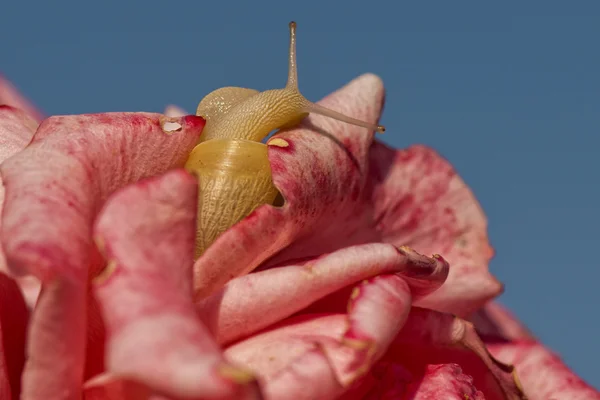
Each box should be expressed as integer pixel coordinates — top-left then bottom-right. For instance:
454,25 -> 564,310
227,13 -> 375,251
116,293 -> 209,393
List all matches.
369,142 -> 501,316
0,112 -> 204,399
0,273 -> 29,400
404,364 -> 485,399
93,170 -> 261,399
0,75 -> 44,122
197,244 -> 447,345
193,74 -> 499,316
226,273 -> 413,399
0,106 -> 40,307
488,341 -> 600,399
385,307 -> 525,400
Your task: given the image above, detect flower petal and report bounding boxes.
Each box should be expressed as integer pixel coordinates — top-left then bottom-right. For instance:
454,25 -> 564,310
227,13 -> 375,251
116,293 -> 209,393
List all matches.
369,142 -> 502,316
93,170 -> 262,399
469,302 -> 534,341
0,112 -> 205,398
0,106 -> 40,307
488,341 -> 600,399
226,274 -> 412,399
198,244 -> 447,344
193,75 -> 500,316
404,364 -> 485,399
385,307 -> 525,400
0,273 -> 29,400
0,75 -> 44,122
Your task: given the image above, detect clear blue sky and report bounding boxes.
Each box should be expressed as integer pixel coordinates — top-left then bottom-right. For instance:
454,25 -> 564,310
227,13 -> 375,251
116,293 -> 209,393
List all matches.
2,0 -> 598,389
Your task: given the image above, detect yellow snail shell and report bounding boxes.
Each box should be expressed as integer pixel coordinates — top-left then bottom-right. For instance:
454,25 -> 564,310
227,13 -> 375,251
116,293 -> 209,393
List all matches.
185,21 -> 385,258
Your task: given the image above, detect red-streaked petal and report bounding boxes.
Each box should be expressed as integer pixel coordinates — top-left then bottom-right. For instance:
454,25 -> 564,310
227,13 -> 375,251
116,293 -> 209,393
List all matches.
470,302 -> 534,341
193,75 -> 499,316
0,273 -> 29,400
197,244 -> 447,345
369,142 -> 502,316
84,373 -> 153,400
94,170 -> 262,400
0,76 -> 44,122
385,307 -> 525,400
226,274 -> 412,399
0,112 -> 204,399
488,341 -> 600,400
0,106 -> 40,307
404,364 -> 485,399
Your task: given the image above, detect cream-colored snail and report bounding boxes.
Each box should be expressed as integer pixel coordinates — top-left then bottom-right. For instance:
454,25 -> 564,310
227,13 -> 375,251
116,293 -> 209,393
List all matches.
185,21 -> 385,258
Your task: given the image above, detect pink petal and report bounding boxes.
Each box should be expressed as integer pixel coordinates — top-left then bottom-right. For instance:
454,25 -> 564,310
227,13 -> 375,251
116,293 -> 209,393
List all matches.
385,308 -> 525,400
198,244 -> 447,345
369,142 -> 502,316
404,364 -> 485,399
0,273 -> 29,400
193,74 -> 500,316
0,75 -> 44,122
0,106 -> 41,307
84,373 -> 154,400
488,341 -> 600,399
226,274 -> 412,399
0,112 -> 205,398
93,170 -> 261,399
469,302 -> 534,341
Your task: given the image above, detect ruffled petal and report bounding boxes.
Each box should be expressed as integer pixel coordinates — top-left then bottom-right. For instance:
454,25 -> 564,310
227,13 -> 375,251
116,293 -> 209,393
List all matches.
226,273 -> 412,399
404,364 -> 485,399
369,142 -> 502,316
488,341 -> 599,399
193,75 -> 500,316
385,308 -> 525,400
93,170 -> 262,399
0,75 -> 44,122
0,273 -> 29,400
0,112 -> 205,399
0,106 -> 40,307
198,244 -> 447,345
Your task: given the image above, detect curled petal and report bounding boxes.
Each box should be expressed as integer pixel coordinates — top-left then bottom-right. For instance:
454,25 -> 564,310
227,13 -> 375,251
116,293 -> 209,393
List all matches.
488,341 -> 600,400
94,170 -> 261,399
193,74 -> 498,315
226,274 -> 412,399
164,105 -> 187,117
0,273 -> 29,400
84,373 -> 153,400
0,106 -> 40,306
0,112 -> 204,399
385,308 -> 525,400
0,76 -> 44,122
198,244 -> 447,345
369,142 -> 502,316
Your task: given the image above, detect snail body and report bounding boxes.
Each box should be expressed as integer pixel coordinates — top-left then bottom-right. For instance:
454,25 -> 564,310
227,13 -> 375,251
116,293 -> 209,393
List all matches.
185,22 -> 385,257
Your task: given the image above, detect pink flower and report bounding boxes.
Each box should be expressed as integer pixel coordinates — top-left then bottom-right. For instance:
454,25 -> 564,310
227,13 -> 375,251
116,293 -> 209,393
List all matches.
0,72 -> 598,399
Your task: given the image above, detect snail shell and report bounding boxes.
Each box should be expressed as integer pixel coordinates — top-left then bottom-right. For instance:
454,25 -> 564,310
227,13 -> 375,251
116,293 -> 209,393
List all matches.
185,21 -> 385,258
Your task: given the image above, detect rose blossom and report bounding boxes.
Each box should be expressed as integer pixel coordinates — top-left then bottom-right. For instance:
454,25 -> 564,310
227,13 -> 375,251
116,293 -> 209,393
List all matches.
0,72 -> 598,399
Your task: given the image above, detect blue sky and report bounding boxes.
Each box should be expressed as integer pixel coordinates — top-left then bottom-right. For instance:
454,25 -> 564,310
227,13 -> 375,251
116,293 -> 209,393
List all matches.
2,0 -> 598,389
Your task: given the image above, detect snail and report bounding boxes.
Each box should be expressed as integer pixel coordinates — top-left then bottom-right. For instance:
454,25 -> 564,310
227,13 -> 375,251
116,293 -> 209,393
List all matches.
185,21 -> 385,258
